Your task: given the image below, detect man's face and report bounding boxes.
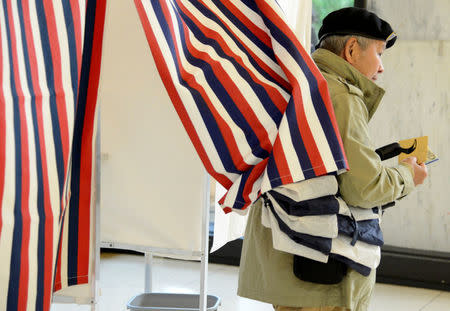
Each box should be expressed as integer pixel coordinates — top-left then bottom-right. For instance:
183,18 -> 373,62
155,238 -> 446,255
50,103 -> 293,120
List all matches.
352,40 -> 386,81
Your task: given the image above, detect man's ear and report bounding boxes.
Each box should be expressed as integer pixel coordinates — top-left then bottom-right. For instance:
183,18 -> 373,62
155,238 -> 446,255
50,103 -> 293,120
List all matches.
342,37 -> 359,64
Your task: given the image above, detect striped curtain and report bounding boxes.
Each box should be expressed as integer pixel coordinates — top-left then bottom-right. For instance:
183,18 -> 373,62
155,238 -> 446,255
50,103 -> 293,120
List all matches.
0,0 -> 105,310
134,0 -> 348,213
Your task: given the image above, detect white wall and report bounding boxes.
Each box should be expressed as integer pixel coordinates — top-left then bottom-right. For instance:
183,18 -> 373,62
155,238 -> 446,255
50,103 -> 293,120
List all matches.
99,0 -> 205,255
367,0 -> 450,252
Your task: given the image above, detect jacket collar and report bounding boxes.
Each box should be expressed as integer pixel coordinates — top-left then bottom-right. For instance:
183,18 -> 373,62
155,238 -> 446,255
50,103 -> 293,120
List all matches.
312,48 -> 385,120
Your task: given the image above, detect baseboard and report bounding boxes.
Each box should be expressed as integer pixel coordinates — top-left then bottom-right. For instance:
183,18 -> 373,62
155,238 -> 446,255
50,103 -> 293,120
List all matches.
208,239 -> 450,292
377,245 -> 450,291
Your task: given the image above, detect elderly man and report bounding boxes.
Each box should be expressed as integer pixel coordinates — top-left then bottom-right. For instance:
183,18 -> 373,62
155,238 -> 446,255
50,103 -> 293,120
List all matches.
237,7 -> 428,311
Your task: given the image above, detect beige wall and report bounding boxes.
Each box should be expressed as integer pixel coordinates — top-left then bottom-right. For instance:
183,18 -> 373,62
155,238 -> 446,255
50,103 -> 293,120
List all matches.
367,0 -> 450,252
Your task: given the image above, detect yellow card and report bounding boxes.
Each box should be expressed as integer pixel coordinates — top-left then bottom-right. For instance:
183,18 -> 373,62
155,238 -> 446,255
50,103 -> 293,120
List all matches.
398,136 -> 428,164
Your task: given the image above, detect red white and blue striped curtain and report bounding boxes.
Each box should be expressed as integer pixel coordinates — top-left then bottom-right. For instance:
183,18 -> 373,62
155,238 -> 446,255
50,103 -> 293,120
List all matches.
0,0 -> 105,310
134,0 -> 348,213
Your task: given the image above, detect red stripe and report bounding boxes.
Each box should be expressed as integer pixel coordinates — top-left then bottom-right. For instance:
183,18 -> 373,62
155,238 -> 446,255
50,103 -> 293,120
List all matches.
180,0 -> 289,112
182,26 -> 272,155
21,2 -> 54,309
53,226 -> 63,291
0,8 -> 5,237
135,0 -> 232,188
42,1 -> 70,178
77,0 -> 107,284
69,0 -> 83,75
6,2 -> 31,309
272,137 -> 293,184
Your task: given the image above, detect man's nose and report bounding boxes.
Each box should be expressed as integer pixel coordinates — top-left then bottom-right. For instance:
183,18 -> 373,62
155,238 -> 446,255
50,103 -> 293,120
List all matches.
378,62 -> 384,73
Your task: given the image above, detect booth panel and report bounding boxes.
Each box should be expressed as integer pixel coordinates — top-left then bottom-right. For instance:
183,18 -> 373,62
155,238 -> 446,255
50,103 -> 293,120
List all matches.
99,0 -> 204,254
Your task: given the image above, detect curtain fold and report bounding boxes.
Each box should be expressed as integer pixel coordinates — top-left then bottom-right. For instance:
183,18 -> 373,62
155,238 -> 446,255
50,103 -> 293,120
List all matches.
134,0 -> 348,213
0,0 -> 105,309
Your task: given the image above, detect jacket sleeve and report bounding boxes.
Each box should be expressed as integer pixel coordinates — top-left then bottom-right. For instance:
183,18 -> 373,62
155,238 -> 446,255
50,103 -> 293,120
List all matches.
332,93 -> 415,208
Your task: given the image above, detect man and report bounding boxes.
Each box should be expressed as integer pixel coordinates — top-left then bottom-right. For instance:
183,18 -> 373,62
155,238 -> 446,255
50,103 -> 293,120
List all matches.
237,7 -> 428,311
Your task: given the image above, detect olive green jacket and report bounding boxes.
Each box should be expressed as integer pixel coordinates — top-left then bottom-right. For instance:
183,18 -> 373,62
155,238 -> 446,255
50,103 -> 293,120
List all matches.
313,48 -> 414,207
237,48 -> 414,311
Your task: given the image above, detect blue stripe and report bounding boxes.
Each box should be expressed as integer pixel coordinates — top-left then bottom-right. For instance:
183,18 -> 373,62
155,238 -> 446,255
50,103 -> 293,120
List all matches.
61,0 -> 79,110
266,203 -> 332,254
3,1 -> 22,309
232,169 -> 252,210
330,254 -> 371,276
240,0 -> 259,14
173,0 -> 283,124
266,155 -> 282,190
35,0 -> 65,197
337,216 -> 384,246
173,8 -> 270,160
269,192 -> 340,216
285,100 -> 315,179
185,0 -> 288,94
152,0 -> 242,175
257,10 -> 347,166
15,2 -> 46,309
66,0 -> 98,286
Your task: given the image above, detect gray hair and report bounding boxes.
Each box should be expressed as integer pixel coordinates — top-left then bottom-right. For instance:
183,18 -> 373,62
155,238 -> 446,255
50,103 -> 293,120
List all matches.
319,35 -> 373,55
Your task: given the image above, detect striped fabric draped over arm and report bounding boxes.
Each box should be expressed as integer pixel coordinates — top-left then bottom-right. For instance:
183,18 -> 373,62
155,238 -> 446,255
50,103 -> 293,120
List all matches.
0,0 -> 105,310
134,0 -> 348,213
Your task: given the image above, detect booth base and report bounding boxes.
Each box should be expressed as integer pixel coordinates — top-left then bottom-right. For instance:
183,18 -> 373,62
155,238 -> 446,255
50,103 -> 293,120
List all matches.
127,293 -> 221,311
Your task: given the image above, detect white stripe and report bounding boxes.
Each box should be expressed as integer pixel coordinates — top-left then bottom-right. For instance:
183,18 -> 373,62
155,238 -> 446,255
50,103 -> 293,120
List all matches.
337,197 -> 351,217
142,0 -> 238,183
187,26 -> 279,137
247,174 -> 263,207
272,41 -> 338,172
267,192 -> 338,238
60,199 -> 70,289
178,0 -> 289,100
349,206 -> 380,221
273,175 -> 338,201
0,4 -> 16,308
331,234 -> 381,269
278,115 -> 305,181
29,0 -> 61,215
221,175 -> 242,210
263,205 -> 329,262
260,167 -> 272,194
10,2 -> 37,308
79,0 -> 87,51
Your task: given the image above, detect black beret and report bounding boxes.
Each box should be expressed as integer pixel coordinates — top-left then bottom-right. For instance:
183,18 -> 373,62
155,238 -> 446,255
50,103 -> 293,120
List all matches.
317,7 -> 397,49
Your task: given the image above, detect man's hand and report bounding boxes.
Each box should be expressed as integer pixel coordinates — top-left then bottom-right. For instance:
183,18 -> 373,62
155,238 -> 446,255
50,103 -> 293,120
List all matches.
402,157 -> 428,186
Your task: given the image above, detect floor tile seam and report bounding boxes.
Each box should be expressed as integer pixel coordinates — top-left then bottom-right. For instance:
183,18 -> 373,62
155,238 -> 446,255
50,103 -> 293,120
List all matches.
418,291 -> 444,311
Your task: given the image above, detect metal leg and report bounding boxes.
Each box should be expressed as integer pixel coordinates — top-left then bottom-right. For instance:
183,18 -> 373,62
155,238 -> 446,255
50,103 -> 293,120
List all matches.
91,105 -> 102,311
199,171 -> 211,311
144,252 -> 153,293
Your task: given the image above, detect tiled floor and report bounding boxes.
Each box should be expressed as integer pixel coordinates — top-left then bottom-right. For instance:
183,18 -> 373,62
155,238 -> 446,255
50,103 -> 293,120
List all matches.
51,252 -> 450,311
